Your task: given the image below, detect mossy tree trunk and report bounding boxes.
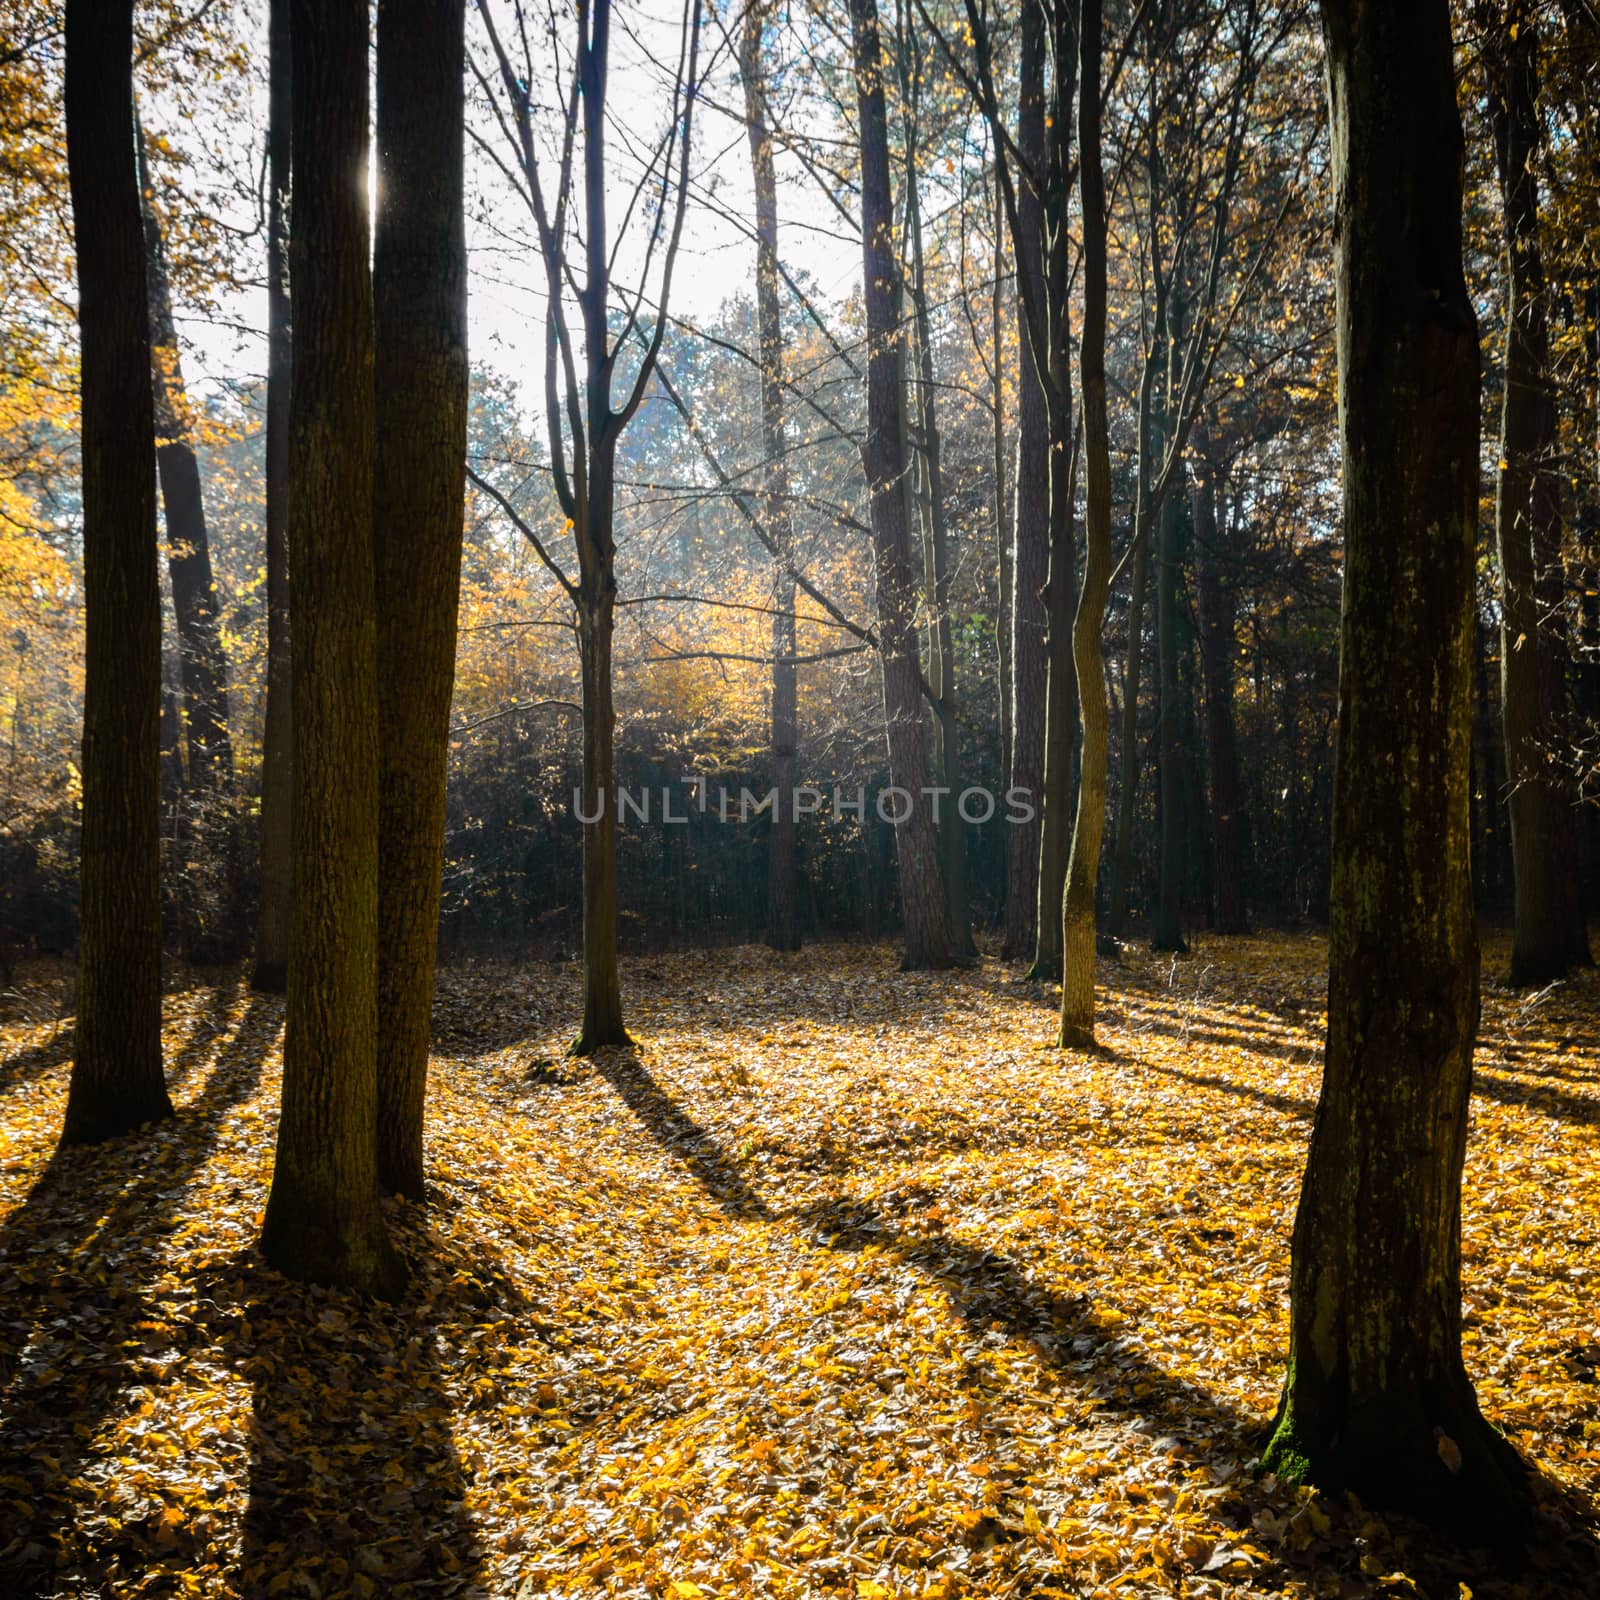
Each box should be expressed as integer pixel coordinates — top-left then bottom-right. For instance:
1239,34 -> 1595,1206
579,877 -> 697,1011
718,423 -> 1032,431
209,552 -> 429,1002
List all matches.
1059,0 -> 1110,1049
373,0 -> 469,1200
1263,0 -> 1528,1544
61,0 -> 173,1146
252,0 -> 292,996
260,0 -> 405,1298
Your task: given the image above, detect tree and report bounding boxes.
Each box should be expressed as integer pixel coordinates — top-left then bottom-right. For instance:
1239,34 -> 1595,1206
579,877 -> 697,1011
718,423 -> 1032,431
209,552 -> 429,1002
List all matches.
1057,0 -> 1112,1049
260,0 -> 404,1296
1482,0 -> 1591,986
1001,7 -> 1049,963
373,0 -> 469,1200
475,0 -> 702,1050
848,0 -> 952,971
1261,0 -> 1528,1542
136,126 -> 233,798
739,0 -> 801,954
59,0 -> 172,1145
252,0 -> 292,995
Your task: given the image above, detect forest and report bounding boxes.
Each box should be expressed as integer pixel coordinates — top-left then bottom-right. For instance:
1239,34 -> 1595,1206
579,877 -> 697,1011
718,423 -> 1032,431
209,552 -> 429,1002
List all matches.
2,0 -> 1600,1594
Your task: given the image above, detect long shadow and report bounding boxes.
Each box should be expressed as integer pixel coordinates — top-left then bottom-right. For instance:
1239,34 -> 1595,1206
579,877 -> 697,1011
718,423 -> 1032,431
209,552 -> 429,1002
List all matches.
0,1025 -> 73,1095
797,1192 -> 1600,1595
1474,1068 -> 1600,1129
228,1205 -> 535,1598
1132,1057 -> 1317,1122
590,1046 -> 772,1220
0,993 -> 274,1595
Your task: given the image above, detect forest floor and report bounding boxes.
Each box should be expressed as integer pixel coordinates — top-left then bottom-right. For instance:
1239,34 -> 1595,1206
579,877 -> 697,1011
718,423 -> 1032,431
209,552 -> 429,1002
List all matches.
2,933 -> 1599,1599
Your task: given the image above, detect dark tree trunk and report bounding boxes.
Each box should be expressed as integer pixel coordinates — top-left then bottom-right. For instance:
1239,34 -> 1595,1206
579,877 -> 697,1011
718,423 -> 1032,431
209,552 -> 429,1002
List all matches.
1059,0 -> 1110,1049
1485,0 -> 1591,984
1190,442 -> 1248,934
136,131 -> 233,796
60,0 -> 172,1145
252,0 -> 292,995
849,0 -> 951,970
1002,0 -> 1048,964
373,0 -> 469,1201
1263,0 -> 1528,1543
1108,351 -> 1160,940
1152,396 -> 1188,953
574,476 -> 630,1052
260,0 -> 405,1297
740,2 -> 801,954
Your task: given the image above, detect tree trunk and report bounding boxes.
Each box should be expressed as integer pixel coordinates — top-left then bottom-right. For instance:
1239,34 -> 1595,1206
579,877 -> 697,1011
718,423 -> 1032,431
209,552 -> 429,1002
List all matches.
1485,0 -> 1590,984
136,130 -> 233,796
1001,0 -> 1048,964
1152,413 -> 1188,953
1108,351 -> 1160,940
1059,0 -> 1110,1049
252,0 -> 292,995
60,0 -> 172,1145
575,545 -> 630,1051
260,0 -> 405,1298
740,2 -> 801,954
373,0 -> 469,1200
904,96 -> 972,959
849,0 -> 950,970
1190,442 -> 1248,934
1263,0 -> 1528,1543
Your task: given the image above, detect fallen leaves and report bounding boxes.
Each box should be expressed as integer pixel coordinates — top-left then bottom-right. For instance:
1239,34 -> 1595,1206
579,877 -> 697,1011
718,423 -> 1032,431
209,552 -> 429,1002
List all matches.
0,933 -> 1597,1596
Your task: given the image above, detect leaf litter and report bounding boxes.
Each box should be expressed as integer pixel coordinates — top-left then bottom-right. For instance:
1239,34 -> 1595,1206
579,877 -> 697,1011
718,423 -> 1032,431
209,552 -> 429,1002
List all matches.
1,933 -> 1598,1597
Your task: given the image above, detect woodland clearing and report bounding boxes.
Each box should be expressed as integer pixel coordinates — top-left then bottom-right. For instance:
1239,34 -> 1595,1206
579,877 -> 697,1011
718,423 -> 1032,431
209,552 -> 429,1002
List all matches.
1,932 -> 1598,1599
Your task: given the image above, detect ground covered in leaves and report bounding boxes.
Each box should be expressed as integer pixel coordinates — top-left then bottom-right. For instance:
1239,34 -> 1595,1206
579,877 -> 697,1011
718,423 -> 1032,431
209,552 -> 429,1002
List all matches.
2,933 -> 1599,1599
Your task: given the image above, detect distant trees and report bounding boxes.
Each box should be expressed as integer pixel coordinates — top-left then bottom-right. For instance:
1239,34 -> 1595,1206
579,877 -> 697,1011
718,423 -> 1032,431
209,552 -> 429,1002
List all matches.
59,0 -> 172,1144
373,0 -> 470,1200
1263,0 -> 1528,1542
259,0 -> 404,1295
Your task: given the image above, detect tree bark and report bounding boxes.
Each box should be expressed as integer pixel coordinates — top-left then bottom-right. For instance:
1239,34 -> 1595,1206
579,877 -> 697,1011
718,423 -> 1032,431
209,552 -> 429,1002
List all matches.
60,0 -> 172,1145
1485,0 -> 1591,985
1001,0 -> 1049,964
1190,438 -> 1248,934
252,0 -> 292,995
1058,0 -> 1110,1049
740,1 -> 801,953
373,0 -> 469,1201
260,0 -> 405,1297
136,129 -> 233,797
849,0 -> 951,970
1263,0 -> 1528,1543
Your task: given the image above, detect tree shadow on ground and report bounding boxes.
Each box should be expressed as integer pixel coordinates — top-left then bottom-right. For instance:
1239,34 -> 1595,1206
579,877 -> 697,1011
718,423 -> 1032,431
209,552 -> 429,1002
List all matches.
224,1202 -> 538,1599
1473,1068 -> 1600,1128
794,1191 -> 1600,1598
590,1044 -> 772,1220
0,993 -> 274,1595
